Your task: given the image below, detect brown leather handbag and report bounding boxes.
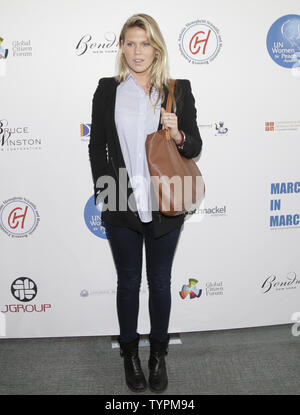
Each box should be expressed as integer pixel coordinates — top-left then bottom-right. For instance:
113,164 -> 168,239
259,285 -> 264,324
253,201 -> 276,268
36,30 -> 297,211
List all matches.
145,79 -> 205,216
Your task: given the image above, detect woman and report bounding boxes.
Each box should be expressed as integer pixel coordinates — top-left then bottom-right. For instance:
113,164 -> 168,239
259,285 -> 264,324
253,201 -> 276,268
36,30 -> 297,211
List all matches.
88,13 -> 202,393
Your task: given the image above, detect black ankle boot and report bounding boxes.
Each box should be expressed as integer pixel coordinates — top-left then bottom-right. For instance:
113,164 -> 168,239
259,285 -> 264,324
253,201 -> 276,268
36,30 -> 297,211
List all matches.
118,334 -> 147,392
148,335 -> 170,392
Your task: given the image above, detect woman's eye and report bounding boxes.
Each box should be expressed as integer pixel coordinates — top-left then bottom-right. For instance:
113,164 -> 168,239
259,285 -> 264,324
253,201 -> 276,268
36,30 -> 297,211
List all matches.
126,42 -> 149,47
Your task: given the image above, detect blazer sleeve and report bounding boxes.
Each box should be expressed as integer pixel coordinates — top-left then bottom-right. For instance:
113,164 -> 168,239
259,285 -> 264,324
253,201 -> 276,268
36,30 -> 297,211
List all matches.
88,78 -> 109,202
177,80 -> 202,159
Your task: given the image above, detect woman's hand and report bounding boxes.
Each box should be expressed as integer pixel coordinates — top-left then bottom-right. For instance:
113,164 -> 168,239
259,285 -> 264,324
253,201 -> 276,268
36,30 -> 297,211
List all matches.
160,107 -> 182,144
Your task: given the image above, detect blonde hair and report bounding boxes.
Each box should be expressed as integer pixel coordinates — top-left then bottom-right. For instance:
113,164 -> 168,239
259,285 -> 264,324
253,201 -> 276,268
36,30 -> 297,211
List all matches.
115,13 -> 181,112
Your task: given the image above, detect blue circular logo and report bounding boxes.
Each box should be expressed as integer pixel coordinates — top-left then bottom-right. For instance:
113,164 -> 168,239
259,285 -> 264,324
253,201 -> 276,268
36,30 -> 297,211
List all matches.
267,14 -> 300,68
84,195 -> 107,239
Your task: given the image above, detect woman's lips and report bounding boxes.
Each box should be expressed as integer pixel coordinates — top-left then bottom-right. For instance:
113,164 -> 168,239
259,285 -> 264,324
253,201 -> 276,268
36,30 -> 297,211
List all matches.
133,59 -> 144,64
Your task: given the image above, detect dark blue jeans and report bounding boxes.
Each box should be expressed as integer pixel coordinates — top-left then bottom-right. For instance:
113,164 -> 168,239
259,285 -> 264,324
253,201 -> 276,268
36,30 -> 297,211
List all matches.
103,220 -> 182,343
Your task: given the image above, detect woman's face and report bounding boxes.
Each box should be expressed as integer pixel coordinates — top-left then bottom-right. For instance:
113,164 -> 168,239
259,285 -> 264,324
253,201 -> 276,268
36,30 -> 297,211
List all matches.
121,26 -> 157,79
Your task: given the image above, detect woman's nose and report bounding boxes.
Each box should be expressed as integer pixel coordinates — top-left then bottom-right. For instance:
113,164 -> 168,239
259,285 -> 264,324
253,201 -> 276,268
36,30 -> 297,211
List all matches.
134,45 -> 141,54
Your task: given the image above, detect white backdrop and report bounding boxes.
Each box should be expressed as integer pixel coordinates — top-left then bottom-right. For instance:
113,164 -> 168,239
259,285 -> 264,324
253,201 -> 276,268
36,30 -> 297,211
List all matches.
1,0 -> 300,339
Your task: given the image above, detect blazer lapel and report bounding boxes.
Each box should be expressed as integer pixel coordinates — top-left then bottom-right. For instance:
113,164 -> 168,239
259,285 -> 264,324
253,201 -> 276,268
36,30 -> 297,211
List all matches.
109,77 -> 126,168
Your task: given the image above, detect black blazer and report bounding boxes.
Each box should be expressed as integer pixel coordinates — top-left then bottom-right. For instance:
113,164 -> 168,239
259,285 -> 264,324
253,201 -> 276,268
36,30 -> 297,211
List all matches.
88,76 -> 202,239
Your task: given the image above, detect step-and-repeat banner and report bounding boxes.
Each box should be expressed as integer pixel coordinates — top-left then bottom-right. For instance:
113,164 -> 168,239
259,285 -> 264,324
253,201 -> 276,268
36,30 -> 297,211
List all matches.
1,0 -> 300,338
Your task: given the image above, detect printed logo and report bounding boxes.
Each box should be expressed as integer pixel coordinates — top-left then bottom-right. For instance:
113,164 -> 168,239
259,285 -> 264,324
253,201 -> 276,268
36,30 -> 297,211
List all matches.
84,195 -> 108,239
266,14 -> 300,69
80,289 -> 89,297
265,121 -> 275,131
199,121 -> 229,136
178,19 -> 222,64
206,281 -> 224,296
76,33 -> 118,56
0,197 -> 40,237
261,272 -> 300,293
80,123 -> 91,142
11,277 -> 37,302
0,38 -> 32,58
269,181 -> 300,229
80,287 -> 147,297
215,121 -> 228,136
1,278 -> 52,313
265,120 -> 300,132
0,119 -> 12,143
0,37 -> 8,58
0,119 -> 42,152
179,278 -> 202,299
11,40 -> 32,57
80,123 -> 91,138
188,204 -> 227,217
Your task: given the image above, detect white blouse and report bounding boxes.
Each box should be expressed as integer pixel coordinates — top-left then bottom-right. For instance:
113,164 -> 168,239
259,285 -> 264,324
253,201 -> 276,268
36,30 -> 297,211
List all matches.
114,72 -> 162,222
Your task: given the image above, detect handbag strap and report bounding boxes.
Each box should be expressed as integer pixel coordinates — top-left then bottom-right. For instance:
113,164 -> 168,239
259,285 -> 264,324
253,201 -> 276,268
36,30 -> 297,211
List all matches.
166,79 -> 175,113
164,79 -> 176,140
